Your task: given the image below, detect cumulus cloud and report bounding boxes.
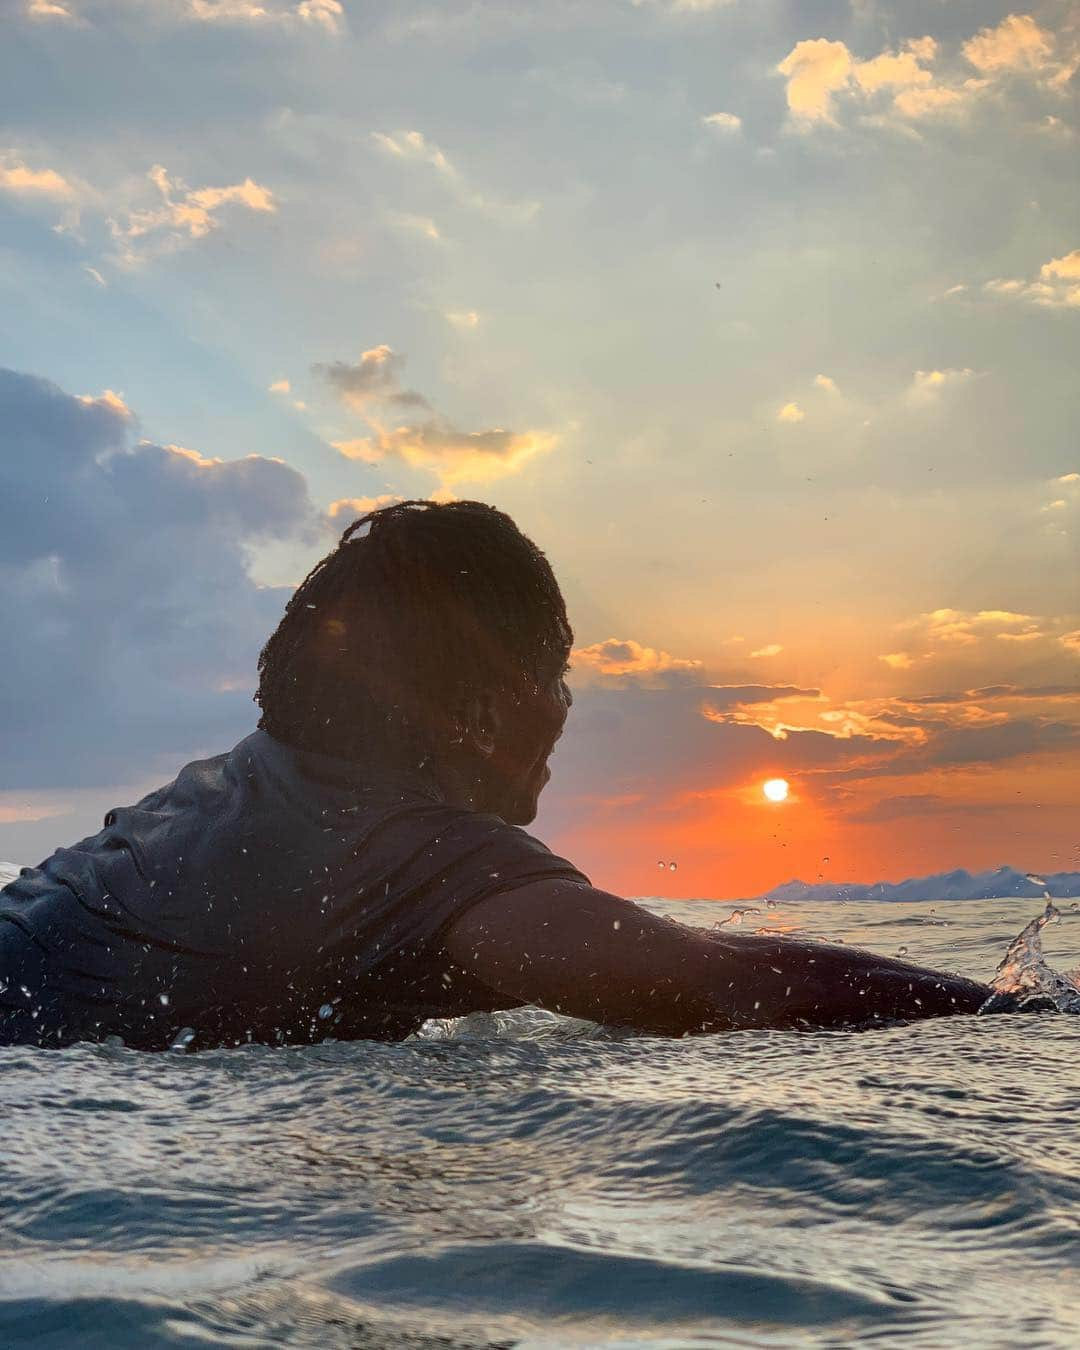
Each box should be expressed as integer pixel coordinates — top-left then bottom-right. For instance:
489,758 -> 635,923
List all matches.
814,374 -> 839,395
318,345 -> 556,488
327,494 -> 405,521
0,154 -> 75,199
776,15 -> 1073,131
985,247 -> 1080,309
187,0 -> 344,32
776,38 -> 855,124
750,643 -> 783,658
108,164 -> 276,264
891,607 -> 1080,667
0,367 -> 323,791
908,367 -> 975,400
776,401 -> 805,423
333,422 -> 557,487
961,13 -> 1056,76
314,345 -> 428,411
570,637 -> 703,687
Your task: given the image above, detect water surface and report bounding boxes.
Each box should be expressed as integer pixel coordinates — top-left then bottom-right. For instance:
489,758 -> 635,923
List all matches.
1,895 -> 1078,1348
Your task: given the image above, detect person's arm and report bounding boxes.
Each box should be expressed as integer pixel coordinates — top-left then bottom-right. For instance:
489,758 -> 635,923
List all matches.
442,879 -> 990,1034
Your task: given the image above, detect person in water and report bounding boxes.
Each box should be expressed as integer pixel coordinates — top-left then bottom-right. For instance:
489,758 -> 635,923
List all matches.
0,500 -> 993,1050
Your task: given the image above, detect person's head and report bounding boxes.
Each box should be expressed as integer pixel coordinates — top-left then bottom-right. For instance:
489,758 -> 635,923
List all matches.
255,499 -> 573,824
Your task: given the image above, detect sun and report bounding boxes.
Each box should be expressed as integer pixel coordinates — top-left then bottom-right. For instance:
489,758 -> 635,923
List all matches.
762,778 -> 790,803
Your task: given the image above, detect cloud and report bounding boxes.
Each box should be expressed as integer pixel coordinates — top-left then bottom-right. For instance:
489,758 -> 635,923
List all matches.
372,129 -> 455,177
25,0 -> 78,17
570,637 -> 703,687
333,422 -> 557,487
891,608 -> 1080,667
908,367 -> 975,400
776,38 -> 855,125
445,310 -> 481,330
109,164 -> 276,264
268,378 -> 291,394
327,494 -> 405,521
83,265 -> 107,287
776,16 -> 1074,131
961,14 -> 1056,76
880,652 -> 916,670
314,345 -> 428,411
750,643 -> 783,658
186,0 -> 345,32
373,129 -> 540,224
814,374 -> 839,395
0,367 -> 323,789
0,154 -> 74,199
984,247 -> 1080,309
776,401 -> 805,423
632,0 -> 738,13
391,211 -> 442,242
319,345 -> 555,488
702,111 -> 742,133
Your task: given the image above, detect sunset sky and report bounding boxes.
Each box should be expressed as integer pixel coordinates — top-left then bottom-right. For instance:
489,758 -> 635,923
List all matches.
1,0 -> 1078,899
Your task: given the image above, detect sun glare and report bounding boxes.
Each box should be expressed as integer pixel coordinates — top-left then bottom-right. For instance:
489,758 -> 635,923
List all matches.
763,778 -> 790,803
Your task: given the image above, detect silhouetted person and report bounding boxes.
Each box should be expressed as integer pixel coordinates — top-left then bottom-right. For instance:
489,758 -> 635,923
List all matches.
0,501 -> 991,1050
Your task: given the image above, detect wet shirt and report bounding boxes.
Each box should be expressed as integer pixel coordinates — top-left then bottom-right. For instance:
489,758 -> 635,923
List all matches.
0,731 -> 588,1051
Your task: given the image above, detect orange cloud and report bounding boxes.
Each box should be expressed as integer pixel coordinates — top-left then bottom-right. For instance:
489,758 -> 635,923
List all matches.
984,246 -> 1080,309
334,421 -> 556,487
571,637 -> 703,685
327,494 -> 404,520
110,164 -> 276,262
961,14 -> 1055,75
0,155 -> 73,197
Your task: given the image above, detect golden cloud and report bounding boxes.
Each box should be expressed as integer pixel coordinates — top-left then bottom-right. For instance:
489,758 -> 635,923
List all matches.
571,637 -> 703,685
0,155 -> 74,198
985,247 -> 1080,309
961,14 -> 1055,75
327,494 -> 405,520
333,421 -> 557,486
778,15 -> 1072,131
110,164 -> 276,262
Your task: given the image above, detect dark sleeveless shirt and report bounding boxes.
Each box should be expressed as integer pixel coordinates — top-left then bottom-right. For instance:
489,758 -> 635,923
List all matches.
0,731 -> 588,1050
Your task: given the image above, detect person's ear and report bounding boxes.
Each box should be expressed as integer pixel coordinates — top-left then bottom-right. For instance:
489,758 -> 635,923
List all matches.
463,691 -> 501,758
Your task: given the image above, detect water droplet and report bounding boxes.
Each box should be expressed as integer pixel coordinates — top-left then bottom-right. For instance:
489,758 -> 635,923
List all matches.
657,860 -> 665,869
766,899 -> 777,909
669,861 -> 677,872
897,945 -> 908,956
170,1027 -> 196,1053
612,919 -> 621,930
318,1003 -> 334,1019
158,993 -> 170,1006
822,856 -> 830,864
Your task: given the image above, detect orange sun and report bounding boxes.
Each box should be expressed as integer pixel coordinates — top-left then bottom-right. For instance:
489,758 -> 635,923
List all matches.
762,778 -> 790,803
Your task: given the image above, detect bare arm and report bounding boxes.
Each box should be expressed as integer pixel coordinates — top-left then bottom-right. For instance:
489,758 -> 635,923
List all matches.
443,880 -> 990,1034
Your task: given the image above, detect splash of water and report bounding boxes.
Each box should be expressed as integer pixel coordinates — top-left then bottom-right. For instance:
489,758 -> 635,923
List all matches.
979,900 -> 1080,1015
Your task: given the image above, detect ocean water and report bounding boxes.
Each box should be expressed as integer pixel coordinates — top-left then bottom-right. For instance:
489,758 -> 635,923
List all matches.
1,891 -> 1079,1349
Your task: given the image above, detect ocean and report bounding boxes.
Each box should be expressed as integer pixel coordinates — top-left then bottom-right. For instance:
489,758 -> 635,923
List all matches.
0,890 -> 1078,1348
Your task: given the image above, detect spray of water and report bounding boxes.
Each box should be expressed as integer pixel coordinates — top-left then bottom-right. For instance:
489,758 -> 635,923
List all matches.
979,900 -> 1080,1015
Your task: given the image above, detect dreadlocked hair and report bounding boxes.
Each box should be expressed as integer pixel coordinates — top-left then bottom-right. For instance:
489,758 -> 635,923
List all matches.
255,499 -> 572,762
